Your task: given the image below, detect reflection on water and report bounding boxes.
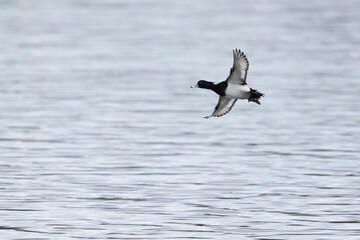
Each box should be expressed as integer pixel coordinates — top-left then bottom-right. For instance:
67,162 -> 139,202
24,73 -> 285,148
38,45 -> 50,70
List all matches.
1,0 -> 360,239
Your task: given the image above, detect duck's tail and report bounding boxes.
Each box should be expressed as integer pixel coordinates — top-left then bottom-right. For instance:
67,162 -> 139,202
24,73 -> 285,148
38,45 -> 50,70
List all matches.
248,88 -> 264,105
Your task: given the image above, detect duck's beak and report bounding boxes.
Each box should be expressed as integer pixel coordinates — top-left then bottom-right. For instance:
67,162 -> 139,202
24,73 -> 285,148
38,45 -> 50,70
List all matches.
191,83 -> 199,88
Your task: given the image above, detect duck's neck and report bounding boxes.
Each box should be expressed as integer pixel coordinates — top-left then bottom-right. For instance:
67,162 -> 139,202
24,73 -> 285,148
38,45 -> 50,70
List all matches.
210,82 -> 227,96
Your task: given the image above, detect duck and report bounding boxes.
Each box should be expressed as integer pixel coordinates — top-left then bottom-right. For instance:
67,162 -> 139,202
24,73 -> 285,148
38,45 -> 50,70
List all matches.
192,49 -> 264,119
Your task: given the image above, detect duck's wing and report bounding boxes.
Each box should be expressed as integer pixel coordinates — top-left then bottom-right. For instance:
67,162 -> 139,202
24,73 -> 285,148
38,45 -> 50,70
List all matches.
226,49 -> 249,85
204,96 -> 237,119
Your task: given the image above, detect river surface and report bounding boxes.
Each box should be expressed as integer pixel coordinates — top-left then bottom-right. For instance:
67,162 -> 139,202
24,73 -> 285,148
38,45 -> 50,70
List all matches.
1,0 -> 360,239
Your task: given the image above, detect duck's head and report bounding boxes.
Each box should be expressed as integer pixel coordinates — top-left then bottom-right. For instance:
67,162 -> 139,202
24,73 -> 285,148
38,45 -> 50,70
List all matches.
191,80 -> 214,89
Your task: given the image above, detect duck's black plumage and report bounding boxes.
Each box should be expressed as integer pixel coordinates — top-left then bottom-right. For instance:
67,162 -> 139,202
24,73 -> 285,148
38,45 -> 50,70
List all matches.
197,81 -> 227,96
194,49 -> 264,118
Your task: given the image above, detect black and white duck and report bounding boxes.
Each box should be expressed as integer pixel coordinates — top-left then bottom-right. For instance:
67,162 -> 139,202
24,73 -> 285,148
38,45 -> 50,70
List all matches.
192,49 -> 264,118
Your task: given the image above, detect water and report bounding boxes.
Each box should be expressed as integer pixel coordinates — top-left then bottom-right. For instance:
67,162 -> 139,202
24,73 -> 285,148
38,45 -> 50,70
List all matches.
1,0 -> 360,239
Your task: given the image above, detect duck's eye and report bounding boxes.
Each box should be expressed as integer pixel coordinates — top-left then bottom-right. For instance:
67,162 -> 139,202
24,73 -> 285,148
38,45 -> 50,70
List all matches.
200,81 -> 203,84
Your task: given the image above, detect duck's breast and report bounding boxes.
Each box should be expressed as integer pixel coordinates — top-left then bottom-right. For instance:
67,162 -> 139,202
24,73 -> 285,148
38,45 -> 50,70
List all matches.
225,84 -> 251,99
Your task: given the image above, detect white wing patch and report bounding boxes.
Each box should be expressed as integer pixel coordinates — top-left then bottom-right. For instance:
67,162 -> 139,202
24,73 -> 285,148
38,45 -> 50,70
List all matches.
204,97 -> 237,119
226,49 -> 249,85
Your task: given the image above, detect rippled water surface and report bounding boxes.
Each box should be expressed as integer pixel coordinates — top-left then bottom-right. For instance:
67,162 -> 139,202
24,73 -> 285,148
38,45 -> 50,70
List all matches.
1,0 -> 360,239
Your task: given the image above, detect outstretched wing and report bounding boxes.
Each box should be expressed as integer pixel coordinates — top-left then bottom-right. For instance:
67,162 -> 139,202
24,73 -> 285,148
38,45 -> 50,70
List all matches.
204,96 -> 237,119
226,49 -> 249,85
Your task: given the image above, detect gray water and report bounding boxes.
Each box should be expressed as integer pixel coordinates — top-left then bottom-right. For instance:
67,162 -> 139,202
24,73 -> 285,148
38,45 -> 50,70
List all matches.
1,0 -> 360,239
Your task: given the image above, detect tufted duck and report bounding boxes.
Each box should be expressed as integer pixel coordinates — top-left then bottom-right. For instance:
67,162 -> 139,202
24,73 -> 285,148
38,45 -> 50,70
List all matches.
192,49 -> 264,118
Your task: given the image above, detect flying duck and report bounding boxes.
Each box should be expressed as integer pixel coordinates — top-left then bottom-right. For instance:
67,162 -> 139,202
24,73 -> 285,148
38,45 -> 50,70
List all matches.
192,49 -> 264,118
